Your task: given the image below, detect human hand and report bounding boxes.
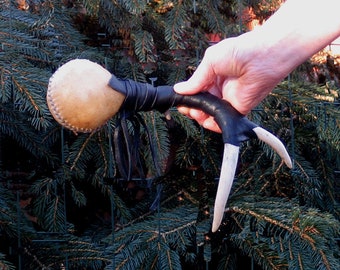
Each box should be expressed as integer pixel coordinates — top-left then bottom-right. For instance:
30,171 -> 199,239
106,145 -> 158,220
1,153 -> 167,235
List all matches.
174,32 -> 287,133
174,0 -> 340,134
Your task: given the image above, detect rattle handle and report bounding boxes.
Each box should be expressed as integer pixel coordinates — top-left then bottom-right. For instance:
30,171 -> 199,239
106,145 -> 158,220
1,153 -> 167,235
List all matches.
108,75 -> 257,146
108,74 -> 291,233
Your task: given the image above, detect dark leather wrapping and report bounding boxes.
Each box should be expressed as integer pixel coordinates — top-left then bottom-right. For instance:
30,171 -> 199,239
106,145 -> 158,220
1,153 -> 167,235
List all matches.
109,74 -> 257,146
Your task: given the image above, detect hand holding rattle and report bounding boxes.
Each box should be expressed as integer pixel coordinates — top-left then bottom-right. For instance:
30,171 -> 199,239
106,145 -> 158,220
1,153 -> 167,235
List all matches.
47,59 -> 292,232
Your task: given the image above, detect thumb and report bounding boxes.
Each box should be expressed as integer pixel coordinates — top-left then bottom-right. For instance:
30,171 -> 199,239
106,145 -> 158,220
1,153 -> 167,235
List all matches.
174,62 -> 214,95
173,80 -> 199,94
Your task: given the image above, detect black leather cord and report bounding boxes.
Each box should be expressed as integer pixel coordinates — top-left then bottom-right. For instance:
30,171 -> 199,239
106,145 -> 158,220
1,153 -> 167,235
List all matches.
109,75 -> 177,112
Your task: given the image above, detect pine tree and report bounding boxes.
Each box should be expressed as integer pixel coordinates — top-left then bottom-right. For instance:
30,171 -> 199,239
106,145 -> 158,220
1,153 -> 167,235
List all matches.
0,0 -> 339,269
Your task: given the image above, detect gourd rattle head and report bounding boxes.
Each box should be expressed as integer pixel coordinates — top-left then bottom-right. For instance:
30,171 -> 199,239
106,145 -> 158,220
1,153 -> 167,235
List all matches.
47,59 -> 125,133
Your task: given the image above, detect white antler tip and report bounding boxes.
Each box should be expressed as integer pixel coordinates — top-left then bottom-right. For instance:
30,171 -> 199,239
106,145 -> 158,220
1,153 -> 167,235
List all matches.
253,127 -> 292,169
211,144 -> 239,233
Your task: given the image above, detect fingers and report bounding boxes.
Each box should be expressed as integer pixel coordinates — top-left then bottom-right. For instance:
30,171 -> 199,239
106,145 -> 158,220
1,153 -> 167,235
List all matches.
177,106 -> 222,133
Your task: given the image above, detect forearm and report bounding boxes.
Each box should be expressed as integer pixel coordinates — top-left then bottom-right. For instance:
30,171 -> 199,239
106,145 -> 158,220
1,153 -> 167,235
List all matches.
174,0 -> 340,119
251,0 -> 340,77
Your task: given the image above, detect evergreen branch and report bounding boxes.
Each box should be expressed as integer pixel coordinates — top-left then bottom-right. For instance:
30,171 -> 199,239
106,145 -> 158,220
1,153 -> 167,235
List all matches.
202,1 -> 227,34
121,191 -> 185,229
11,76 -> 39,111
167,64 -> 187,85
161,220 -> 196,238
236,237 -> 283,270
23,247 -> 48,269
227,200 -> 340,269
0,106 -> 57,163
55,255 -> 110,264
0,253 -> 15,270
70,182 -> 87,207
1,1 -> 339,269
232,206 -> 316,245
164,3 -> 187,49
68,133 -> 96,170
132,29 -> 156,63
121,0 -> 147,15
141,111 -> 171,175
169,110 -> 199,138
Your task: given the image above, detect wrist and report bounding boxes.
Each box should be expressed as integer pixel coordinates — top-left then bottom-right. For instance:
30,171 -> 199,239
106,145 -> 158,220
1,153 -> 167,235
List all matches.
249,0 -> 340,77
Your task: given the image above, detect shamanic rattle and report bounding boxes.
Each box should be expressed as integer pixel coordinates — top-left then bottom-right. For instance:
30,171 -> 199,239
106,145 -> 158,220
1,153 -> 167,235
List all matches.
47,59 -> 292,232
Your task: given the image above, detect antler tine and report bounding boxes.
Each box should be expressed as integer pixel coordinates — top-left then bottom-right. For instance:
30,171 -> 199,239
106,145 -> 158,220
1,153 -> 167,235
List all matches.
212,143 -> 239,233
252,127 -> 293,169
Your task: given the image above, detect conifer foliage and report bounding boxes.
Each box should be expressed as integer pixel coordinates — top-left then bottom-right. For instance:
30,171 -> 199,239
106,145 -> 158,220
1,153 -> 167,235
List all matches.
0,0 -> 339,269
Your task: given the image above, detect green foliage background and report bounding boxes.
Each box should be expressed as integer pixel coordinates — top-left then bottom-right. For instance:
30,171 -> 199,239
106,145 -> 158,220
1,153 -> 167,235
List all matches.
0,0 -> 339,269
